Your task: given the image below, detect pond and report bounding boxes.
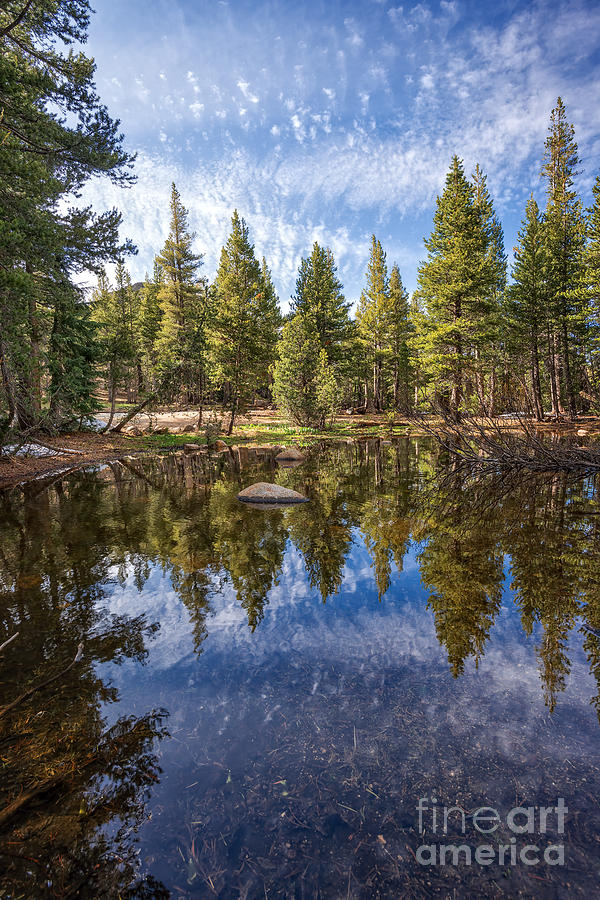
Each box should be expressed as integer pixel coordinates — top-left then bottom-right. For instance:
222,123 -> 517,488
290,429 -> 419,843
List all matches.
1,439 -> 600,898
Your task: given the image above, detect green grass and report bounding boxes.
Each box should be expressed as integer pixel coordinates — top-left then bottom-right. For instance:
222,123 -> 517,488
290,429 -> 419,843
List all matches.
123,418 -> 412,452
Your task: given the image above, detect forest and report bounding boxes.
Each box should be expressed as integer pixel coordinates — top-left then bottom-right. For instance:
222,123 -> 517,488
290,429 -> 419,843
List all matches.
2,1 -> 600,442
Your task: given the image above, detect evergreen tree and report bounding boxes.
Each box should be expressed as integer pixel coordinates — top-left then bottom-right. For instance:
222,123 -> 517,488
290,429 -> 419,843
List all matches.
91,265 -> 136,429
387,263 -> 413,412
509,196 -> 548,421
48,281 -> 100,426
291,242 -> 352,373
412,156 -> 490,419
136,263 -> 163,391
356,236 -> 390,411
471,164 -> 506,414
584,174 -> 600,397
0,0 -> 135,432
541,97 -> 587,419
273,312 -> 338,428
210,211 -> 279,433
256,256 -> 283,395
155,184 -> 209,409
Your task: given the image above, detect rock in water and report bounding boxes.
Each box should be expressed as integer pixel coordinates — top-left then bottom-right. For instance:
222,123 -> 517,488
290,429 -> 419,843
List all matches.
275,448 -> 306,462
237,482 -> 309,504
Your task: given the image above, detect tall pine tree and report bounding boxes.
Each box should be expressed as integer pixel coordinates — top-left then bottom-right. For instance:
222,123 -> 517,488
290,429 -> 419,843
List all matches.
509,196 -> 548,421
356,236 -> 390,412
291,242 -> 352,374
155,184 -> 209,410
586,175 -> 600,396
0,0 -> 134,433
412,156 -> 490,419
210,211 -> 280,433
471,164 -> 506,414
541,97 -> 587,419
388,263 -> 413,413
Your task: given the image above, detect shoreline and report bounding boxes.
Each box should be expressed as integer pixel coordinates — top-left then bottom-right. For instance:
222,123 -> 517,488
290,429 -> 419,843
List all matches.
2,411 -> 600,489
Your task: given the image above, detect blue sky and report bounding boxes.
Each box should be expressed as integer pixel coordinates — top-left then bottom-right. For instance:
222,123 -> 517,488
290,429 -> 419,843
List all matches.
84,0 -> 600,309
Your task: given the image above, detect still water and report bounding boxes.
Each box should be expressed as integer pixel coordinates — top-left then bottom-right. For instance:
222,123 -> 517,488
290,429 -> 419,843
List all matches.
1,439 -> 600,898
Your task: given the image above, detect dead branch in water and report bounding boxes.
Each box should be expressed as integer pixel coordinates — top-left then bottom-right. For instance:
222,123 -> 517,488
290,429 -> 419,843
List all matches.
409,407 -> 600,472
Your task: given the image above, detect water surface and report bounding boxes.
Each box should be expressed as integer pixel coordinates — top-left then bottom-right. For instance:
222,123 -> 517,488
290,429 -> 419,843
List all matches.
1,440 -> 600,897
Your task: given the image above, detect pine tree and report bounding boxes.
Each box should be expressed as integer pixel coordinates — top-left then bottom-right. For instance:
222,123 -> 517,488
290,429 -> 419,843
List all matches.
291,242 -> 352,373
387,264 -> 413,412
155,184 -> 209,409
0,0 -> 135,433
356,236 -> 390,411
273,312 -> 338,427
210,211 -> 279,433
541,98 -> 587,419
256,257 -> 283,397
91,266 -> 135,429
136,263 -> 163,391
584,175 -> 600,398
509,196 -> 548,421
471,165 -> 506,414
412,156 -> 489,419
48,282 -> 100,426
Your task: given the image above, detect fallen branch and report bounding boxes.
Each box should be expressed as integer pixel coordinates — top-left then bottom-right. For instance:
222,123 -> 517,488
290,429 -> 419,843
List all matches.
0,633 -> 18,654
28,438 -> 83,455
109,393 -> 157,433
408,407 -> 600,473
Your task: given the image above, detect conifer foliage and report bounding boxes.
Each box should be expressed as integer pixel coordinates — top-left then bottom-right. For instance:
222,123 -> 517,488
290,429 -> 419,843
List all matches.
273,312 -> 337,428
210,211 -> 280,433
0,0 -> 135,433
412,156 -> 504,420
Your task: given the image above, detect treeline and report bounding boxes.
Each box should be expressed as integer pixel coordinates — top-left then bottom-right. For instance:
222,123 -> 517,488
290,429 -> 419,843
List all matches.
98,91 -> 600,430
3,1 -> 600,434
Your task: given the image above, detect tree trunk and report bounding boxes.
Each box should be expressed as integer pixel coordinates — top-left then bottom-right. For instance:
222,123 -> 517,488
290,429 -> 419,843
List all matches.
561,320 -> 577,419
531,331 -> 544,422
365,380 -> 374,414
0,339 -> 16,437
27,287 -> 42,416
547,327 -> 562,418
552,332 -> 565,416
227,400 -> 237,435
101,374 -> 117,433
474,348 -> 485,414
451,297 -> 462,421
136,359 -> 144,398
488,366 -> 496,417
110,393 -> 156,432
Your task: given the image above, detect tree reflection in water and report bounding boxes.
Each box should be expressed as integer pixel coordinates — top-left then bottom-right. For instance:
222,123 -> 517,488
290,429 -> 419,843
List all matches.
2,441 -> 600,895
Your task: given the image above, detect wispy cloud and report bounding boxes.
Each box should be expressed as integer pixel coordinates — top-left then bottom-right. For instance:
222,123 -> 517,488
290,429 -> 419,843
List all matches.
86,0 -> 600,300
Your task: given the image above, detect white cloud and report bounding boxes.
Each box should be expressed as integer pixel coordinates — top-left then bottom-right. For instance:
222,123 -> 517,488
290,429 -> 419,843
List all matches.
344,17 -> 365,48
237,79 -> 259,103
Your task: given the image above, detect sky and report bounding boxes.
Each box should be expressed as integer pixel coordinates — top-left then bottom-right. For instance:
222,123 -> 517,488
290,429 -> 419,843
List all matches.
83,0 -> 600,310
